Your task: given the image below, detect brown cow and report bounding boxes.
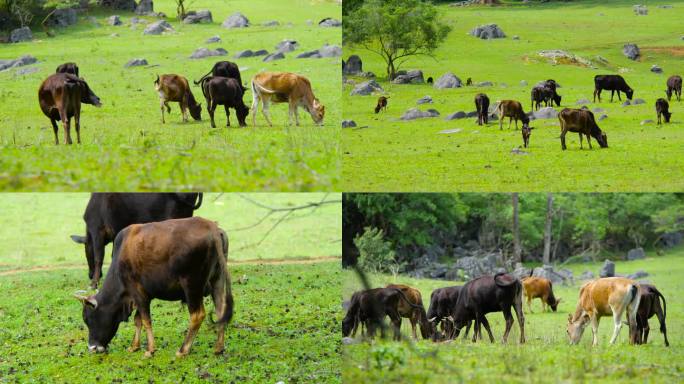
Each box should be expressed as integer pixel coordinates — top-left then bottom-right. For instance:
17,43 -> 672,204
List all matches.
386,284 -> 430,339
38,73 -> 101,145
558,108 -> 607,150
251,72 -> 325,126
521,277 -> 560,312
635,284 -> 669,346
374,96 -> 388,114
154,74 -> 202,124
56,62 -> 79,77
567,277 -> 640,346
201,76 -> 249,128
666,75 -> 681,102
496,100 -> 530,130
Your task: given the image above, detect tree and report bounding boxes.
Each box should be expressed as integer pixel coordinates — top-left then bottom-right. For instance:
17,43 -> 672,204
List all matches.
512,193 -> 521,263
9,0 -> 33,27
542,193 -> 553,264
343,0 -> 451,80
175,0 -> 194,20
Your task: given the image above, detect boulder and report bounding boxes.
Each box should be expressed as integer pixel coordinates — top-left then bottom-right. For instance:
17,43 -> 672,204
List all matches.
0,55 -> 37,71
9,27 -> 32,43
183,10 -> 213,24
445,111 -> 467,120
189,47 -> 227,59
296,50 -> 321,59
633,4 -> 648,15
400,108 -> 439,120
107,15 -> 122,26
135,0 -> 154,15
641,119 -> 654,125
318,44 -> 342,58
533,107 -> 558,119
579,270 -> 595,280
342,120 -> 357,128
511,263 -> 532,280
598,114 -> 608,121
275,40 -> 299,53
627,247 -> 645,261
651,64 -> 663,74
262,20 -> 279,27
124,58 -> 148,68
632,98 -> 645,105
253,49 -> 269,56
392,70 -> 424,84
263,52 -> 285,62
342,337 -> 358,345
206,35 -> 221,43
599,259 -> 615,278
532,265 -> 571,285
222,12 -> 249,28
47,8 -> 78,27
434,72 -> 462,89
659,232 -> 683,248
343,55 -> 362,75
477,81 -> 493,87
350,80 -> 384,96
233,50 -> 253,58
143,20 -> 174,35
416,95 -> 433,105
454,254 -> 500,279
623,43 -> 640,60
470,23 -> 505,39
575,98 -> 591,105
319,17 -> 341,27
627,270 -> 649,280
101,0 -> 136,10
520,80 -> 528,86
539,50 -> 594,67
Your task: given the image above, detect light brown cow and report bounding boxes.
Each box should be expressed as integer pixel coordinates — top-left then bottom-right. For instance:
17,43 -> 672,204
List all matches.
521,277 -> 560,313
567,277 -> 641,346
386,284 -> 430,340
250,72 -> 325,126
495,100 -> 531,130
154,74 -> 202,124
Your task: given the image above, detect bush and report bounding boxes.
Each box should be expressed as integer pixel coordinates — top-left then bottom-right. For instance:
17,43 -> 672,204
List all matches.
354,227 -> 399,273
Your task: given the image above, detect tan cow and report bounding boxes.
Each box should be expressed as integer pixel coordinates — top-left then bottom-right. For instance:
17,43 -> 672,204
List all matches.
250,72 -> 325,126
386,284 -> 430,340
154,74 -> 202,124
521,276 -> 560,313
567,277 -> 641,346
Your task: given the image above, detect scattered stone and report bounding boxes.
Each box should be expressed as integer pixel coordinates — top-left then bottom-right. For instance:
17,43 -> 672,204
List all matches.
47,8 -> 78,27
0,55 -> 37,71
633,4 -> 648,15
183,10 -> 213,24
124,58 -> 148,68
659,232 -> 683,248
342,120 -> 357,128
190,47 -> 227,59
143,20 -> 174,35
16,66 -> 39,76
222,12 -> 249,28
539,50 -> 594,67
319,17 -> 341,27
296,50 -> 320,59
512,35 -> 519,40
599,259 -> 615,277
466,111 -> 478,118
107,15 -> 122,26
206,35 -> 221,43
263,52 -> 285,62
253,49 -> 269,56
400,108 -> 439,120
627,270 -> 649,279
392,70 -> 424,84
622,100 -> 631,106
417,95 -> 433,105
439,128 -> 462,134
9,27 -> 32,43
343,55 -> 363,75
318,44 -> 342,58
531,265 -> 572,284
233,50 -> 253,58
575,98 -> 591,105
350,80 -> 384,96
470,23 -> 506,39
579,270 -> 595,280
651,64 -> 663,74
632,98 -> 645,105
434,72 -> 462,89
130,17 -> 147,25
520,80 -> 528,86
135,0 -> 154,15
533,107 -> 558,119
262,20 -> 279,27
592,107 -> 605,113
454,254 -> 501,279
276,40 -> 299,53
511,148 -> 529,155
477,81 -> 493,87
623,43 -> 640,60
445,111 -> 467,120
511,263 -> 531,280
627,247 -> 646,260
598,114 -> 608,121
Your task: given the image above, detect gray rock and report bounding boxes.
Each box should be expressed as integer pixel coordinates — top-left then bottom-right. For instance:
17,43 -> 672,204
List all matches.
640,118 -> 653,125
659,232 -> 683,248
511,148 -> 529,155
477,81 -> 493,87
466,111 -> 478,118
344,55 -> 362,75
651,64 -> 663,74
183,10 -> 213,24
350,80 -> 384,96
579,270 -> 595,280
623,43 -> 640,60
622,100 -> 631,106
434,72 -> 462,89
342,337 -> 359,345
632,98 -> 645,104
222,12 -> 249,28
575,98 -> 591,105
627,270 -> 649,279
107,15 -> 122,26
599,259 -> 615,277
143,20 -> 174,35
533,107 -> 558,119
135,0 -> 154,15
189,47 -> 227,59
445,111 -> 467,120
263,52 -> 285,62
592,107 -> 605,113
439,128 -> 462,134
206,35 -> 221,43
511,263 -> 532,280
532,265 -> 570,285
47,8 -> 77,27
633,4 -> 648,15
276,40 -> 299,53
470,23 -> 506,39
454,254 -> 501,279
233,50 -> 253,58
319,17 -> 341,27
262,20 -> 279,27
105,0 -> 136,10
16,67 -> 38,75
342,120 -> 357,128
598,114 -> 608,121
253,49 -> 269,56
417,95 -> 433,105
400,108 -> 439,120
296,50 -> 320,59
318,44 -> 342,58
0,55 -> 37,71
130,17 -> 147,25
627,247 -> 646,260
520,80 -> 528,86
392,70 -> 424,84
512,35 -> 520,40
124,58 -> 148,68
9,27 -> 32,43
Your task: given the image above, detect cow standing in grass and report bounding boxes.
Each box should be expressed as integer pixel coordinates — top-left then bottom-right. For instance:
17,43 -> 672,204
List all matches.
522,276 -> 560,312
426,286 -> 471,341
666,75 -> 682,102
251,72 -> 325,126
194,61 -> 245,92
474,93 -> 489,126
200,76 -> 249,128
558,108 -> 608,150
496,100 -> 530,130
593,75 -> 633,102
656,98 -> 672,124
386,284 -> 431,340
635,284 -> 669,346
155,74 -> 202,124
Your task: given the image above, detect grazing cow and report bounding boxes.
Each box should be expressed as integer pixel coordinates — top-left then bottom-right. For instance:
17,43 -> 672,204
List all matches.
74,217 -> 233,357
154,74 -> 202,123
521,124 -> 533,148
474,93 -> 490,126
200,76 -> 249,128
593,75 -> 633,102
342,287 -> 424,341
466,77 -> 472,86
558,108 -> 608,150
496,100 -> 530,130
38,73 -> 101,145
521,277 -> 560,312
450,273 -> 525,344
567,277 -> 641,346
56,62 -> 79,77
194,61 -> 245,91
374,96 -> 388,114
426,286 -> 472,341
70,193 -> 203,288
635,284 -> 668,346
656,98 -> 672,124
666,75 -> 682,101
531,85 -> 560,110
251,72 -> 325,126
386,284 -> 431,340
427,77 -> 434,84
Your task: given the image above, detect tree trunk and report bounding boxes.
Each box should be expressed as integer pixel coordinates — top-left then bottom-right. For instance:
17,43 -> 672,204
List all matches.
512,193 -> 521,263
543,193 -> 553,264
552,209 -> 564,261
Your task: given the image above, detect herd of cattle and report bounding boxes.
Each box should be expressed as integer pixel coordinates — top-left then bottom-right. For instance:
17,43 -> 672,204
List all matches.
375,74 -> 683,150
38,61 -> 326,144
342,273 -> 669,347
69,193 -> 235,357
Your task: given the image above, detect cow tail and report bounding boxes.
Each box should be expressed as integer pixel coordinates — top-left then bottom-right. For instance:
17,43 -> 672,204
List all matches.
194,69 -> 212,86
391,288 -> 424,311
193,193 -> 203,210
626,284 -> 640,328
215,229 -> 233,324
654,288 -> 667,334
154,74 -> 160,86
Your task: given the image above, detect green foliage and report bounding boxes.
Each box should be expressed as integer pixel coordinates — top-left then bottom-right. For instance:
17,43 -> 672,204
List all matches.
370,344 -> 406,371
354,227 -> 398,273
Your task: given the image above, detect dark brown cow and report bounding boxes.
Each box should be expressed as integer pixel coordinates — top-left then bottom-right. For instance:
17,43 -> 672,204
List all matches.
201,76 -> 249,128
522,124 -> 533,148
666,75 -> 682,102
374,96 -> 388,114
56,62 -> 79,77
74,217 -> 233,357
635,284 -> 668,346
558,108 -> 608,150
496,100 -> 530,130
474,93 -> 489,126
154,74 -> 202,123
656,98 -> 672,124
426,286 -> 472,341
38,73 -> 101,145
194,61 -> 245,91
386,284 -> 431,339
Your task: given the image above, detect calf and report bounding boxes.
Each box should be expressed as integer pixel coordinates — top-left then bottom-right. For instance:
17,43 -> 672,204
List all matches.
521,277 -> 560,312
593,75 -> 633,102
56,62 -> 79,77
521,125 -> 533,148
374,96 -> 388,114
426,286 -> 471,341
496,100 -> 530,130
38,73 -> 101,145
567,277 -> 640,346
201,76 -> 249,128
154,74 -> 202,123
74,217 -> 233,357
427,77 -> 433,84
194,61 -> 245,91
386,284 -> 431,340
635,284 -> 668,346
251,72 -> 325,126
666,75 -> 682,102
531,85 -> 559,110
474,93 -> 489,126
655,98 -> 672,124
558,108 -> 608,150
466,77 -> 472,86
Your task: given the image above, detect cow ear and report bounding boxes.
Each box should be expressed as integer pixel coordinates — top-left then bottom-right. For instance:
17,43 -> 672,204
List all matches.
70,235 -> 86,244
556,298 -> 562,304
74,292 -> 98,308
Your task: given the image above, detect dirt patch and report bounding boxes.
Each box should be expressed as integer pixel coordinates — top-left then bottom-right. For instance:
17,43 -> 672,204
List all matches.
641,46 -> 684,57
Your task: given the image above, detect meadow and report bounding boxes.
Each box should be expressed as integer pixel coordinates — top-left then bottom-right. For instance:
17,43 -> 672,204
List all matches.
342,0 -> 684,192
341,249 -> 684,383
0,0 -> 341,191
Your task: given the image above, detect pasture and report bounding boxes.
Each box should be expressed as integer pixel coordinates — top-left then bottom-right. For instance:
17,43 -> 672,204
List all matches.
341,250 -> 684,383
342,1 -> 684,192
0,0 -> 341,191
0,193 -> 341,382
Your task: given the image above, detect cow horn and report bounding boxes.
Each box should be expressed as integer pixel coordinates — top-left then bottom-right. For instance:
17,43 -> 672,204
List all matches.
73,292 -> 98,308
428,317 -> 437,323
446,316 -> 454,322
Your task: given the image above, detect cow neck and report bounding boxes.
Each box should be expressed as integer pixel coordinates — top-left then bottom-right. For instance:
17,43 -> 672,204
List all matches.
95,261 -> 126,307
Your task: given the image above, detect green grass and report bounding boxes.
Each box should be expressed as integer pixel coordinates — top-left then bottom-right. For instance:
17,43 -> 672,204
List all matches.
342,0 -> 684,192
0,261 -> 341,383
0,193 -> 341,272
342,249 -> 684,383
0,0 -> 341,191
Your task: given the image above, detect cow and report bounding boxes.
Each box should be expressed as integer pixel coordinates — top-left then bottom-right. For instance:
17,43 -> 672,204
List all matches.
558,108 -> 608,150
56,62 -> 79,77
386,284 -> 431,340
567,277 -> 641,346
251,72 -> 325,127
466,77 -> 472,86
427,77 -> 434,84
450,273 -> 525,344
496,100 -> 530,130
666,75 -> 682,102
73,217 -> 233,357
656,98 -> 672,124
70,193 -> 203,288
374,96 -> 388,114
426,286 -> 471,341
635,284 -> 668,346
531,85 -> 560,110
474,93 -> 489,126
38,73 -> 101,145
194,61 -> 245,92
154,74 -> 202,124
593,75 -> 633,102
521,276 -> 560,312
522,124 -> 533,148
200,76 -> 249,128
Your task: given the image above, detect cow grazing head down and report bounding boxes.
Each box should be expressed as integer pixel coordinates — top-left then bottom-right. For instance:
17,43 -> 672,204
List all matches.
625,88 -> 634,100
550,298 -> 561,312
566,313 -> 590,344
74,292 -> 132,353
189,101 -> 203,121
311,98 -> 325,125
73,77 -> 102,107
236,104 -> 249,127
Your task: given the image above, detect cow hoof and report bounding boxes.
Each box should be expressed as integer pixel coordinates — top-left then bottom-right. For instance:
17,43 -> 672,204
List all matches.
213,348 -> 224,355
144,351 -> 154,358
175,350 -> 188,358
128,346 -> 140,353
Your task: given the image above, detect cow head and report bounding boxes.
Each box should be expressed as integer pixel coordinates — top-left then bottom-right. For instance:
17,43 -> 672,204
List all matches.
598,132 -> 608,148
553,94 -> 562,107
342,314 -> 354,337
666,89 -> 672,99
81,79 -> 102,107
189,102 -> 202,121
663,110 -> 672,123
236,104 -> 249,127
625,88 -> 634,100
310,99 -> 325,125
550,298 -> 561,312
74,292 -> 130,353
566,313 -> 589,344
417,311 -> 433,340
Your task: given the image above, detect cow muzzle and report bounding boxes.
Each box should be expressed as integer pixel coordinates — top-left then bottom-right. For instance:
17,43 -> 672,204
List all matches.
88,345 -> 106,353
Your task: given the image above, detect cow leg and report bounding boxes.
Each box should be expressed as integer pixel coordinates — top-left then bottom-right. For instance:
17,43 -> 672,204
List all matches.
463,320 -> 472,340
472,315 -> 481,342
90,235 -> 105,289
502,308 -> 514,343
610,90 -> 614,102
160,99 -> 166,124
74,104 -> 82,144
561,129 -> 567,150
591,315 -> 600,346
261,100 -> 273,127
177,301 -> 206,357
181,101 -> 188,123
50,119 -> 59,145
617,91 -> 622,101
526,295 -> 533,313
57,106 -> 71,145
211,275 -> 227,355
209,101 -> 217,129
641,317 -> 649,345
513,298 -> 525,344
251,97 -> 259,127
224,105 -> 231,127
128,311 -> 142,352
586,134 -> 592,149
139,304 -> 155,357
579,133 -> 583,149
410,315 -> 418,340
294,105 -> 301,126
609,309 -> 624,344
480,316 -> 495,343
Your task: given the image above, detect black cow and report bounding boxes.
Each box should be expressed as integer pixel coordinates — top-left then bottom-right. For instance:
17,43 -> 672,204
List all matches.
635,284 -> 669,346
74,217 -> 233,357
194,61 -> 245,92
56,62 -> 79,77
426,286 -> 471,341
656,98 -> 672,124
474,93 -> 490,126
666,75 -> 682,102
200,76 -> 249,128
558,108 -> 608,150
531,85 -> 560,110
593,75 -> 633,102
70,193 -> 203,288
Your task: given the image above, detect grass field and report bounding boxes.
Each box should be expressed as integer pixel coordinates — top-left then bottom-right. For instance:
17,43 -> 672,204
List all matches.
342,249 -> 684,383
342,0 -> 684,192
0,0 -> 341,191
